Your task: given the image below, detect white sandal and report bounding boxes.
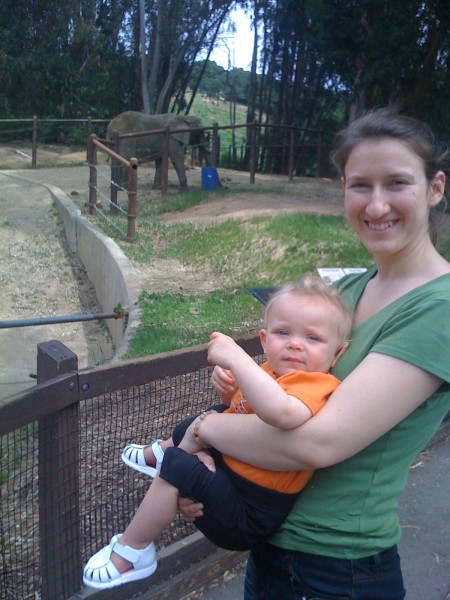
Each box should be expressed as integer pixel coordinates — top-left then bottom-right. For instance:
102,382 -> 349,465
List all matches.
83,534 -> 157,589
121,439 -> 164,477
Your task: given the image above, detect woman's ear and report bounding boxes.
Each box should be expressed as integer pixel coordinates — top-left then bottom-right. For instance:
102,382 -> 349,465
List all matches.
331,341 -> 349,368
341,176 -> 346,191
259,329 -> 267,353
428,171 -> 446,207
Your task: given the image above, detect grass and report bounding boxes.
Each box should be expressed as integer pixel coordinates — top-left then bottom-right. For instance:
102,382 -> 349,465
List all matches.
95,187 -> 374,359
93,183 -> 449,361
128,289 -> 263,357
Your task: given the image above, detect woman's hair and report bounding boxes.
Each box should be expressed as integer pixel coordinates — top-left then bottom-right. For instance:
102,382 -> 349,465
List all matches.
331,107 -> 448,244
264,274 -> 353,343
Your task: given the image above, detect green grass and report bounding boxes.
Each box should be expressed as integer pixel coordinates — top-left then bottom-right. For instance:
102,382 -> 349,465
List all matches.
127,289 -> 264,357
96,186 -> 450,360
100,193 -> 374,358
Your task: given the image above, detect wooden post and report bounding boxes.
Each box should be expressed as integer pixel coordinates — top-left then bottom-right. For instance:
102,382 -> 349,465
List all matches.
110,131 -> 120,213
161,125 -> 170,197
211,122 -> 219,168
249,121 -> 257,184
288,126 -> 295,182
317,128 -> 324,177
88,134 -> 97,215
37,340 -> 81,599
89,133 -> 97,215
32,116 -> 38,169
126,158 -> 138,241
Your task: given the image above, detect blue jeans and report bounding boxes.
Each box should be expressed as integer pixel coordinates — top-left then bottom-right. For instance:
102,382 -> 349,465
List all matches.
244,542 -> 405,600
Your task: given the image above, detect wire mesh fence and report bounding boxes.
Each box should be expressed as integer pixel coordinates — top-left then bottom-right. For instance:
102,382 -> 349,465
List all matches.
0,336 -> 263,599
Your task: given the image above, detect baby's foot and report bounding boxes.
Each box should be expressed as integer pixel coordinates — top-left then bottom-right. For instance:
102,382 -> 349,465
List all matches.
121,440 -> 165,477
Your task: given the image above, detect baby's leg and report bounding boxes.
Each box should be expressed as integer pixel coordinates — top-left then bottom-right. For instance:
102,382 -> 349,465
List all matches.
106,475 -> 179,573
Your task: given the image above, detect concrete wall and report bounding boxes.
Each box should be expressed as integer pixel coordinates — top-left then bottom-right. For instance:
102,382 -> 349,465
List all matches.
45,183 -> 141,358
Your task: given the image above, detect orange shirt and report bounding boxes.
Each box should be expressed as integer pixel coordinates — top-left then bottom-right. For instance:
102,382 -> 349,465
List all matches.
222,363 -> 340,493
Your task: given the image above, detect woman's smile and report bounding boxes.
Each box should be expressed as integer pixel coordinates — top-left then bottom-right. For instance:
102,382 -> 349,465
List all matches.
366,220 -> 399,232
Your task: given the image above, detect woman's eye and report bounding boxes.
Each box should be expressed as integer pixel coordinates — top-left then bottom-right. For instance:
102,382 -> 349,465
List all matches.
348,182 -> 369,190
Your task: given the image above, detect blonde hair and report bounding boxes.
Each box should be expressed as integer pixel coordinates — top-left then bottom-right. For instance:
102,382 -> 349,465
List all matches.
264,274 -> 353,343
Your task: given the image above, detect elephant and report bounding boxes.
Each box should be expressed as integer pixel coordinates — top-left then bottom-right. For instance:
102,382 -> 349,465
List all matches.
106,111 -> 216,190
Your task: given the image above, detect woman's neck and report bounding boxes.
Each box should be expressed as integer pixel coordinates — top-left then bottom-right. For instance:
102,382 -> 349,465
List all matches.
353,244 -> 450,328
373,241 -> 450,283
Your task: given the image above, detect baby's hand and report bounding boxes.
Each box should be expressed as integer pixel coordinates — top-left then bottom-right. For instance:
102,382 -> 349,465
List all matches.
207,331 -> 244,370
211,365 -> 237,403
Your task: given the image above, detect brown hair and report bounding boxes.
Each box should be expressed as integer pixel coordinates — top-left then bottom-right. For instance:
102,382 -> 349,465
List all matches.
264,274 -> 353,344
331,107 -> 448,244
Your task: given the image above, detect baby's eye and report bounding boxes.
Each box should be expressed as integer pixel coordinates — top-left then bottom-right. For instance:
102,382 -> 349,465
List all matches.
276,329 -> 289,336
306,335 -> 320,342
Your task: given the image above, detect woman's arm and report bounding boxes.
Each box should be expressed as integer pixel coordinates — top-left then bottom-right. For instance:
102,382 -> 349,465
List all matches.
189,352 -> 443,470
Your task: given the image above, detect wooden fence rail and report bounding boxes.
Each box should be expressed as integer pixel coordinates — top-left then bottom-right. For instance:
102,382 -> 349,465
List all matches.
87,134 -> 138,241
0,334 -> 262,600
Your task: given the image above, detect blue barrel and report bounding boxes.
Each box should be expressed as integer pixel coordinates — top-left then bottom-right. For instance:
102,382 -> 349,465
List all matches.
201,166 -> 219,191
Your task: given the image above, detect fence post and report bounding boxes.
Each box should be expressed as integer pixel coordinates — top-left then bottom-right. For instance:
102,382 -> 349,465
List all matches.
110,131 -> 120,212
88,134 -> 97,215
211,122 -> 219,167
317,128 -> 324,177
288,126 -> 295,182
249,121 -> 257,184
161,125 -> 170,197
32,116 -> 38,169
126,158 -> 138,241
37,340 -> 81,599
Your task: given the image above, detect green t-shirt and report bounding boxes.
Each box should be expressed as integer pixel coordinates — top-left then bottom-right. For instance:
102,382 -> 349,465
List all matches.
270,269 -> 450,558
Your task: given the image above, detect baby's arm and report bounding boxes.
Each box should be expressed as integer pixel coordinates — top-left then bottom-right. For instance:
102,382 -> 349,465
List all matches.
210,365 -> 237,406
207,332 -> 312,430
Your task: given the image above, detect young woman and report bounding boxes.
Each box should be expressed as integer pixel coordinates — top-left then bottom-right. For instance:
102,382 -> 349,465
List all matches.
179,108 -> 450,599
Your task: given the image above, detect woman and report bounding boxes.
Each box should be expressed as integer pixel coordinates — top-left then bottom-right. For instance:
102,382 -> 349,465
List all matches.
180,108 -> 450,599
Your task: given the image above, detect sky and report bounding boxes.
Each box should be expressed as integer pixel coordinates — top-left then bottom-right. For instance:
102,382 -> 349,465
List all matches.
208,7 -> 254,71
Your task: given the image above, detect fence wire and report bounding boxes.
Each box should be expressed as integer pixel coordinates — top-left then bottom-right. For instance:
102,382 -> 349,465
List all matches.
88,163 -> 129,236
1,352 -> 266,600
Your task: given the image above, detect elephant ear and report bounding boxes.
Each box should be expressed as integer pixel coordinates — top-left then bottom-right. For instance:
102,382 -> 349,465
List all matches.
171,117 -> 197,146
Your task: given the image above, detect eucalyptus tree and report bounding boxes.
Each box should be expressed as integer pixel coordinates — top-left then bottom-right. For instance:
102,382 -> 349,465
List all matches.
139,0 -> 238,114
243,0 -> 449,173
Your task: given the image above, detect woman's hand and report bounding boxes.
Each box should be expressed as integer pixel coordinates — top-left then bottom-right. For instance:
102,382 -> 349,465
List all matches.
178,496 -> 204,523
195,449 -> 216,472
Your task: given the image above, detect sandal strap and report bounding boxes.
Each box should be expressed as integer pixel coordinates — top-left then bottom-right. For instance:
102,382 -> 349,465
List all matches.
111,538 -> 142,564
151,440 -> 164,463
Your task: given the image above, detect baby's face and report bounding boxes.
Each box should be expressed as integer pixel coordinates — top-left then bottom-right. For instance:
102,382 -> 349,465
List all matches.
260,294 -> 343,376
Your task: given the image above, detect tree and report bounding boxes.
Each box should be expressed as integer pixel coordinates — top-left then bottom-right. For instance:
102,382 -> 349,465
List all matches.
139,0 -> 237,114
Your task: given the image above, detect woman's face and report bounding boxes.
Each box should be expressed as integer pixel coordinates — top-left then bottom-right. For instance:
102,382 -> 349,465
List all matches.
342,138 -> 444,260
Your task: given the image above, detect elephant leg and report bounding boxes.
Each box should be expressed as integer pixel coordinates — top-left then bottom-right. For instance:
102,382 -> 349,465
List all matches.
171,156 -> 188,190
153,158 -> 162,190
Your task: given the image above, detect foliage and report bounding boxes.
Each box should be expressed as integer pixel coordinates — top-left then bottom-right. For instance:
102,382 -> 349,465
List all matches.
0,0 -> 448,148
